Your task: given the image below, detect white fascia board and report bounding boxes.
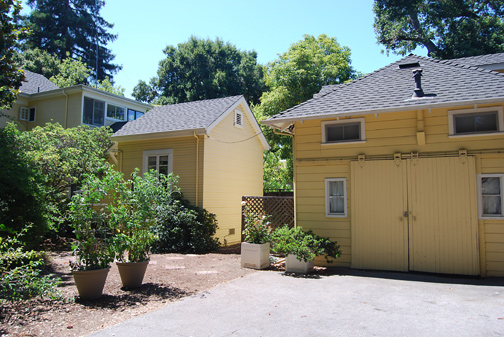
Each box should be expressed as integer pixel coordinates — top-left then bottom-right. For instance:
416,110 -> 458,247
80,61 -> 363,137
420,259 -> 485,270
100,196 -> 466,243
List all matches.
111,128 -> 206,143
206,96 -> 270,151
261,97 -> 504,128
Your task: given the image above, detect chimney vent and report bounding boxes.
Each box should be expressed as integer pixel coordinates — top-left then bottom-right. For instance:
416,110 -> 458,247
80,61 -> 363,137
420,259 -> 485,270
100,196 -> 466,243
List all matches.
412,69 -> 424,98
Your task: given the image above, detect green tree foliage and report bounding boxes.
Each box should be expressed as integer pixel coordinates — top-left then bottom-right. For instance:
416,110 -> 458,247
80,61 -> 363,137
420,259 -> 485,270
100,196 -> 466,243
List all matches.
0,0 -> 25,109
20,0 -> 120,80
0,124 -> 48,244
132,36 -> 265,105
373,0 -> 504,59
96,76 -> 125,96
254,34 -> 355,188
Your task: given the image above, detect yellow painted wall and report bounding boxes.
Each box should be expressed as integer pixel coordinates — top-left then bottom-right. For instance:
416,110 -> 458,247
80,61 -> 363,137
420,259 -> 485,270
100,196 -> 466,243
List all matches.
294,103 -> 504,275
118,136 -> 204,207
203,103 -> 265,245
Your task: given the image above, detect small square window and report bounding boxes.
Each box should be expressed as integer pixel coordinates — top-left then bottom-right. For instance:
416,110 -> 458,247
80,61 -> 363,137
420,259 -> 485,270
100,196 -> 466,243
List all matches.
478,174 -> 504,218
325,178 -> 347,217
19,107 -> 36,122
322,119 -> 365,144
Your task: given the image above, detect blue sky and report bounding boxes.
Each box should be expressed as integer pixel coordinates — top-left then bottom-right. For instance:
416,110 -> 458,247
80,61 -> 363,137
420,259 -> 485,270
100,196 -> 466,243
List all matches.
25,0 -> 428,98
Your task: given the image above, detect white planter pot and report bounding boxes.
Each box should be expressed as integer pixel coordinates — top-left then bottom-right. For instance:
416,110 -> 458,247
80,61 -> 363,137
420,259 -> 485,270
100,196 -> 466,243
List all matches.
241,242 -> 270,270
285,254 -> 314,273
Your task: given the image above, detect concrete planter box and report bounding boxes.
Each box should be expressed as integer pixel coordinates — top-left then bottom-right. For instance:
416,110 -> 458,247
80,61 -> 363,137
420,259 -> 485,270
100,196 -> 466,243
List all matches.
285,254 -> 314,273
241,242 -> 270,269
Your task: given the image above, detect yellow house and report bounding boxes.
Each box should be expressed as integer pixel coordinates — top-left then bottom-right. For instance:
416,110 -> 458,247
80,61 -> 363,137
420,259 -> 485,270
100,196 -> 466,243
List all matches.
263,53 -> 504,277
111,95 -> 270,245
0,70 -> 151,131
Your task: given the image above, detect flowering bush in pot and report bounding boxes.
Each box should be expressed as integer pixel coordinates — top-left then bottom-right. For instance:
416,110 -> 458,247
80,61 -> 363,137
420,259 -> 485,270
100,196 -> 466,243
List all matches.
240,201 -> 272,270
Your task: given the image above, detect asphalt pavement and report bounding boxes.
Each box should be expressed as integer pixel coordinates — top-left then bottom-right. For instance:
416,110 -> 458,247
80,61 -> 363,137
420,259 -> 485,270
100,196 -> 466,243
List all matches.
90,268 -> 504,337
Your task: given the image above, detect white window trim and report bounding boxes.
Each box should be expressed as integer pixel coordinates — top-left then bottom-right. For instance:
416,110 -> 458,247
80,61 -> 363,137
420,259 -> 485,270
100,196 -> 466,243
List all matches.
19,106 -> 36,122
142,149 -> 174,175
234,109 -> 243,128
82,96 -> 131,126
477,174 -> 504,219
325,178 -> 348,218
448,106 -> 504,137
106,103 -> 127,122
321,118 -> 366,145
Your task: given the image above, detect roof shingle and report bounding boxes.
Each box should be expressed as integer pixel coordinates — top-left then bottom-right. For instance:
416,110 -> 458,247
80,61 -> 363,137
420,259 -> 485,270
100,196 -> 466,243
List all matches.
265,54 -> 504,123
20,70 -> 59,94
113,95 -> 243,137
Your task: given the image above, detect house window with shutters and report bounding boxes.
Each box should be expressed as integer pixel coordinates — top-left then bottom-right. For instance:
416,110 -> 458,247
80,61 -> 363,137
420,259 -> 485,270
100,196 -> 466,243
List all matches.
142,149 -> 173,176
325,178 -> 347,217
478,174 -> 504,219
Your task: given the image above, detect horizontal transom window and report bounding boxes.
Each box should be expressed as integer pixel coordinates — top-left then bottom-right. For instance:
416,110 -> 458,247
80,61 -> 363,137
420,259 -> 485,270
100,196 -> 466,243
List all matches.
321,118 -> 366,144
449,107 -> 503,136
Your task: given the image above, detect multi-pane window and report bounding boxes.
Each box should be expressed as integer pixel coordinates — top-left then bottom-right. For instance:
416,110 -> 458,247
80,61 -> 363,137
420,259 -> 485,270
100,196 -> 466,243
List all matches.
479,174 -> 503,218
325,178 -> 347,217
107,104 -> 126,121
83,97 -> 105,126
128,109 -> 144,121
143,149 -> 173,177
322,119 -> 365,144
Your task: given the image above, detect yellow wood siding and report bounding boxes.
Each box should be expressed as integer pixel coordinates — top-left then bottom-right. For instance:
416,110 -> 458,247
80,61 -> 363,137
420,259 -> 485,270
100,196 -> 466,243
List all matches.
118,136 -> 204,207
293,103 -> 504,275
203,103 -> 264,245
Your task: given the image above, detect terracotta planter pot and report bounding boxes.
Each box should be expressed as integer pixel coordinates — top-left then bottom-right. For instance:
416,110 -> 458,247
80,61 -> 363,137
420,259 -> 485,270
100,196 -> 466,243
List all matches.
241,242 -> 270,270
285,254 -> 314,273
116,260 -> 149,289
72,267 -> 110,299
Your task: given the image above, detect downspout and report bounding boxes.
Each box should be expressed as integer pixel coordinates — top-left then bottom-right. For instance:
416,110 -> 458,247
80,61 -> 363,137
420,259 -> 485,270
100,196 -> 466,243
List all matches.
194,131 -> 199,207
62,89 -> 69,128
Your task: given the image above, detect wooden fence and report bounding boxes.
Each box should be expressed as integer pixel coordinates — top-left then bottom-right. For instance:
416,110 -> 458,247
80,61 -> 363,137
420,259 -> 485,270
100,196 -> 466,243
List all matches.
241,196 -> 294,241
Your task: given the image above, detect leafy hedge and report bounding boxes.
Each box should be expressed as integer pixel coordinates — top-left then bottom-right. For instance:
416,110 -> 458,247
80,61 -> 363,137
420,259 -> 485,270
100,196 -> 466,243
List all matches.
150,197 -> 220,254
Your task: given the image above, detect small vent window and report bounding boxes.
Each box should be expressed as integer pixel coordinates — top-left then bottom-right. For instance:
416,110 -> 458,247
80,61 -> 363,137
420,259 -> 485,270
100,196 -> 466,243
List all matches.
234,110 -> 243,128
448,107 -> 503,136
19,107 -> 36,122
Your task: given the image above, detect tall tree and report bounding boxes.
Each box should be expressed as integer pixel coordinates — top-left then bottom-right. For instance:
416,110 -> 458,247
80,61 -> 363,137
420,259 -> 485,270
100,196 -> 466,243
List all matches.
132,36 -> 265,105
374,0 -> 504,59
20,0 -> 120,81
0,0 -> 25,109
254,34 -> 355,189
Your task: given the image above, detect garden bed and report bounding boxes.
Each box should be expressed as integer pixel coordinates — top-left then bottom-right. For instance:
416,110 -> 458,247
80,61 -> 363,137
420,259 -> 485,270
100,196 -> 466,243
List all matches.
1,249 -> 255,337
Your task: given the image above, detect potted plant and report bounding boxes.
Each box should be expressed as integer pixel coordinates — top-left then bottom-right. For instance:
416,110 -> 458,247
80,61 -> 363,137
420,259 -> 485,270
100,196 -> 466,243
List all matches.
67,172 -> 116,299
271,226 -> 340,273
109,169 -> 175,289
240,201 -> 272,270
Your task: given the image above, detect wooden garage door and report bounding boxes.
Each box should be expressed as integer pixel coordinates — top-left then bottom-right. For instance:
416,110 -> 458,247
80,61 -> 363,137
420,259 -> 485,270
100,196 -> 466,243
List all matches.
351,157 -> 479,275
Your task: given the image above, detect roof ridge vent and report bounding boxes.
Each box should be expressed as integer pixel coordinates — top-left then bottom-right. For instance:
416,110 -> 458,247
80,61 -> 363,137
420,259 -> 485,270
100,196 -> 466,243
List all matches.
411,68 -> 424,98
399,62 -> 420,69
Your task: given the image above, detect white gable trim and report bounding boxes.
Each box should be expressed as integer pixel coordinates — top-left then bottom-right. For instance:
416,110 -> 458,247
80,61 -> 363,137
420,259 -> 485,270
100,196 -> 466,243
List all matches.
206,96 -> 270,151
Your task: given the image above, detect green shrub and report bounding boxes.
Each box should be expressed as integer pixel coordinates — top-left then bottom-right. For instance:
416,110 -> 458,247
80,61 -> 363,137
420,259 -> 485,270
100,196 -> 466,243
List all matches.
151,197 -> 220,254
271,225 -> 341,263
0,225 -> 62,302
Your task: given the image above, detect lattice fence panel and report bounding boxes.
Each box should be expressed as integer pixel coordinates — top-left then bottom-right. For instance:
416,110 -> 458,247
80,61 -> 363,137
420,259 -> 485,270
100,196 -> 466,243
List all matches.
241,196 -> 294,241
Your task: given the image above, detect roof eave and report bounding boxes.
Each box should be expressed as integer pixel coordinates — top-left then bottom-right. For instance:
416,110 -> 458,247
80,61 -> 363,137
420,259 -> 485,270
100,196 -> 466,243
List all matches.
261,97 -> 504,129
111,128 -> 207,143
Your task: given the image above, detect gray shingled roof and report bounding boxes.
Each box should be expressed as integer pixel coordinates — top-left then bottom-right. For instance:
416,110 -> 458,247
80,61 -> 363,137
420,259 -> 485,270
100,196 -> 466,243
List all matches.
265,54 -> 504,124
19,70 -> 59,94
113,95 -> 243,137
451,53 -> 504,67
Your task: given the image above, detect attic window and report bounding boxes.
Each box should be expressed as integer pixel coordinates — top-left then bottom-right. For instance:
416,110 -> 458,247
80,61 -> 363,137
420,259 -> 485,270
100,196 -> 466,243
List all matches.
19,107 -> 36,122
322,118 -> 366,144
234,110 -> 243,128
398,62 -> 420,69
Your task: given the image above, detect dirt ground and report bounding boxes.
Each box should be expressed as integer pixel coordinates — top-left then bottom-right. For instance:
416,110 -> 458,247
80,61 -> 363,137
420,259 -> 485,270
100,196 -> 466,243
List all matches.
0,247 -> 261,337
